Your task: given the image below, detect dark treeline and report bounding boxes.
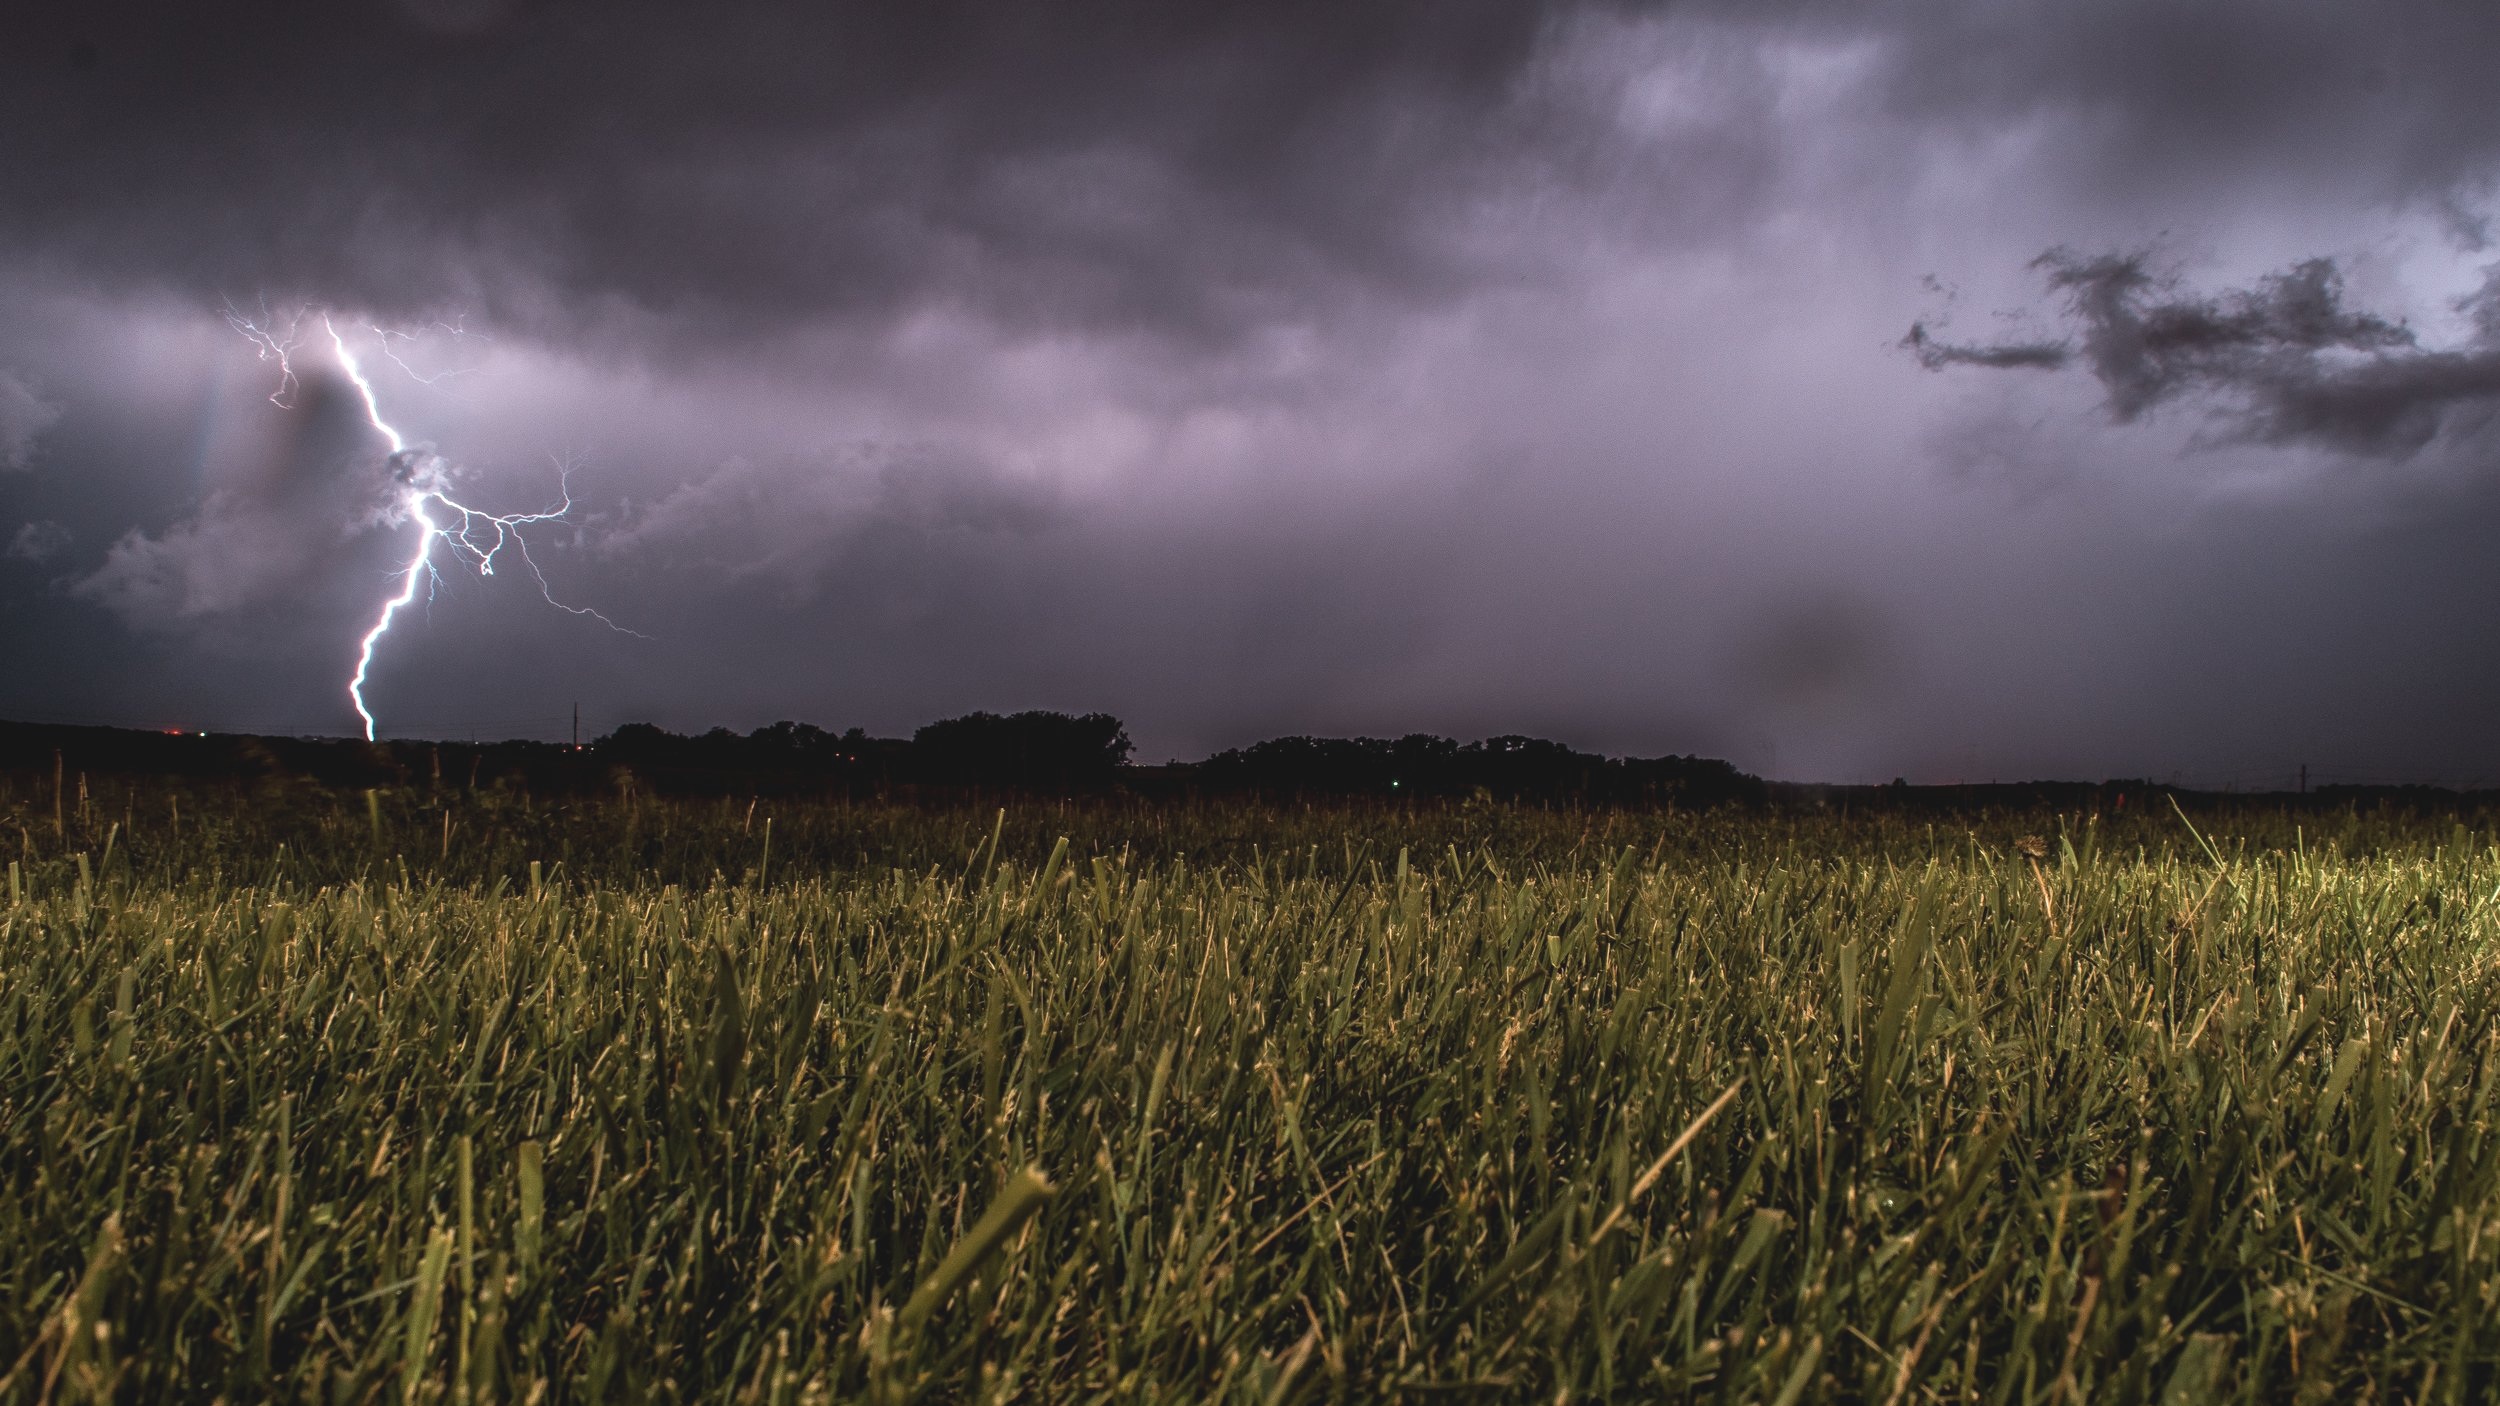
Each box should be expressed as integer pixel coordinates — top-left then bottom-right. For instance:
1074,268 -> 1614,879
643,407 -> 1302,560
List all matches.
607,720 -> 1763,805
1196,733 -> 1763,806
1,711 -> 2491,815
597,712 -> 1134,793
0,711 -> 1757,806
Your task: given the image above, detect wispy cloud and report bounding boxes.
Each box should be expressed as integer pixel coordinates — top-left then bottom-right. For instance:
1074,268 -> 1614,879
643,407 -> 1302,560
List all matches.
1914,250 -> 2500,457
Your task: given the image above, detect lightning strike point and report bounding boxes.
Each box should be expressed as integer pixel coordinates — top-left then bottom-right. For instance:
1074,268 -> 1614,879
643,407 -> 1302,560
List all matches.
238,311 -> 641,742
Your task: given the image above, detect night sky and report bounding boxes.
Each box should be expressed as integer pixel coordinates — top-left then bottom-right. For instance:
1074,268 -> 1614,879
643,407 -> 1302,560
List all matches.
9,1 -> 2500,783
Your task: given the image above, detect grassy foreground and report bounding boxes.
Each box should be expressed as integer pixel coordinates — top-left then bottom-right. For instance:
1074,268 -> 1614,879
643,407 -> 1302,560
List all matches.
5,782 -> 2500,1402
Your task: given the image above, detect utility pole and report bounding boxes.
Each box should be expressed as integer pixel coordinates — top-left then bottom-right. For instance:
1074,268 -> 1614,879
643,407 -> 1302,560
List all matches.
573,702 -> 580,750
2299,763 -> 2307,795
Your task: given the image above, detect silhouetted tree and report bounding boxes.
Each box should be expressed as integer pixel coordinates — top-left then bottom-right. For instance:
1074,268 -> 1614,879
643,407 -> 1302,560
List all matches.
909,711 -> 1133,789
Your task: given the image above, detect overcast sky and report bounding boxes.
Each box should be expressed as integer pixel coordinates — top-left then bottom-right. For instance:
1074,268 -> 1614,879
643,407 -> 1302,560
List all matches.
8,1 -> 2500,782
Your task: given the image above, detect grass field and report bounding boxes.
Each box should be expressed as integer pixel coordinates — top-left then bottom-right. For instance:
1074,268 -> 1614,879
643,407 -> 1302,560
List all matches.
5,776 -> 2500,1402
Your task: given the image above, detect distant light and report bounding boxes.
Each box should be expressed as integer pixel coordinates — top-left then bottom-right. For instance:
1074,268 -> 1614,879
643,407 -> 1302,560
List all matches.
1391,779 -> 1401,788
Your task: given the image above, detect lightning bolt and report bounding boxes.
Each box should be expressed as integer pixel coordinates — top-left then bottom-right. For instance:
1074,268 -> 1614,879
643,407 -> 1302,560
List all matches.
235,307 -> 638,741
225,303 -> 306,407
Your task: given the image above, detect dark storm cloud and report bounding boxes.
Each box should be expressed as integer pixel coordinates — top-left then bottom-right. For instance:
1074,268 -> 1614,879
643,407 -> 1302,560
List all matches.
1913,252 -> 2500,458
1865,0 -> 2500,462
1851,0 -> 2500,197
1902,328 -> 2067,373
13,0 -> 2500,348
3,1 -> 1621,346
16,0 -> 2500,782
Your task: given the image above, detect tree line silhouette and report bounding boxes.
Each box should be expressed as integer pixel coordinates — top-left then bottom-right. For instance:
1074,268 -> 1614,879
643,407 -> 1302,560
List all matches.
0,710 -> 1762,806
10,712 -> 2496,812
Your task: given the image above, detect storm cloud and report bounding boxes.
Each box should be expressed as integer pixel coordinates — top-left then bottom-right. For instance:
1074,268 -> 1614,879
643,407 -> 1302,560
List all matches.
4,2 -> 1608,345
9,2 -> 2500,780
1913,251 -> 2500,457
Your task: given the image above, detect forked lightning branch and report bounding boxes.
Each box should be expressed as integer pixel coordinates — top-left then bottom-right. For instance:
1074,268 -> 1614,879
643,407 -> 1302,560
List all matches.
227,308 -> 636,741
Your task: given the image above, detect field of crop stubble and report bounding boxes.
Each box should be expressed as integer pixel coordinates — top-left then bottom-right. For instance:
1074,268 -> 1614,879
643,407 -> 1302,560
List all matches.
5,776 -> 2500,1402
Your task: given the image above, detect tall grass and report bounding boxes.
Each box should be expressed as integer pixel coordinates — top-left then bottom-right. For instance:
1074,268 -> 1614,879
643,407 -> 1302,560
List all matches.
3,778 -> 2498,1400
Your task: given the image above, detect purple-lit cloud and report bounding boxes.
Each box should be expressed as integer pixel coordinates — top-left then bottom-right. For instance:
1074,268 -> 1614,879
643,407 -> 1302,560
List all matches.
1913,251 -> 2500,457
8,2 -> 2500,782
